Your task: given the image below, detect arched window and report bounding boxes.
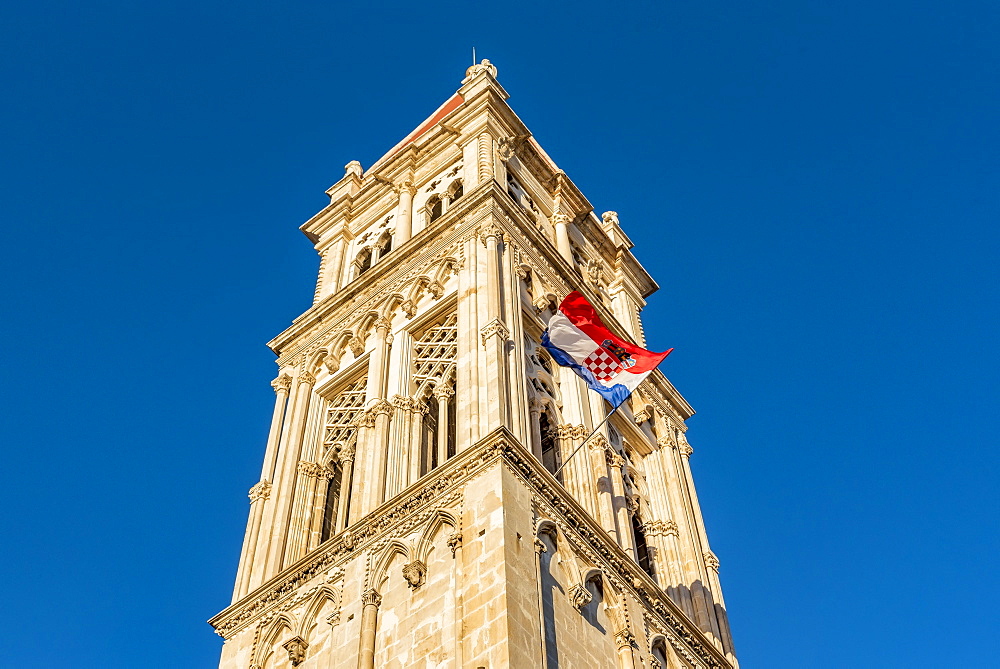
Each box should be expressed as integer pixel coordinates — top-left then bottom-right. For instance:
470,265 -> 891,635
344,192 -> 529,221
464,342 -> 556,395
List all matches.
651,640 -> 670,669
321,461 -> 344,543
413,314 -> 458,476
355,247 -> 372,277
448,180 -> 463,203
377,231 -> 393,259
427,196 -> 443,223
632,513 -> 654,577
539,411 -> 560,480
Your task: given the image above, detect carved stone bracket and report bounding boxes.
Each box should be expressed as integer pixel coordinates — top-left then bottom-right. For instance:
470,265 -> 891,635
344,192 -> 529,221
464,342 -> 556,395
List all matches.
447,532 -> 462,557
402,560 -> 427,589
568,583 -> 593,611
282,636 -> 308,666
480,319 -> 510,346
348,334 -> 365,357
248,480 -> 272,503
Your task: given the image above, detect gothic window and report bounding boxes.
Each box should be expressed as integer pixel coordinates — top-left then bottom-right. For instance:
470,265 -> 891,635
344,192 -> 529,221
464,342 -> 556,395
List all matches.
413,313 -> 458,475
321,378 -> 365,533
539,411 -> 560,479
632,513 -> 654,577
323,378 -> 366,448
448,180 -> 463,203
320,461 -> 344,542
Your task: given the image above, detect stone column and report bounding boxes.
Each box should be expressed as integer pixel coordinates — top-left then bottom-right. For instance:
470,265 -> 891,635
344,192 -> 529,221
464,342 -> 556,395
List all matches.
479,225 -> 511,431
678,436 -> 725,648
551,213 -> 574,264
335,443 -> 355,532
263,371 -> 316,576
528,397 -> 544,459
448,531 -> 464,666
434,383 -> 454,466
477,132 -> 494,185
356,589 -> 382,669
614,629 -> 638,669
607,450 -> 635,556
233,374 -> 292,599
395,182 -> 416,244
456,238 -> 480,451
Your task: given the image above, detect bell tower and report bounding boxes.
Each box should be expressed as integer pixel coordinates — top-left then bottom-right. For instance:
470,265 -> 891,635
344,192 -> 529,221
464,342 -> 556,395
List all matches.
211,61 -> 738,669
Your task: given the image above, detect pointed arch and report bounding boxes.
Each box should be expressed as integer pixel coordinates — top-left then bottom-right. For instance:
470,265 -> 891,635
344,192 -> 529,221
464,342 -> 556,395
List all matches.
296,586 -> 341,638
414,508 -> 459,563
368,539 -> 412,591
252,613 -> 295,668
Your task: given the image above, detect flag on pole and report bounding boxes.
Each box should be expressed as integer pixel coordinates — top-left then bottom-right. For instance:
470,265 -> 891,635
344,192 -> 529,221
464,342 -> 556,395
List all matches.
542,291 -> 672,407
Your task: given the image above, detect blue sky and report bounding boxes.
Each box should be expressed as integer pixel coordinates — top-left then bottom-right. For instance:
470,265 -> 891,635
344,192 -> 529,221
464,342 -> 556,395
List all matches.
1,1 -> 997,667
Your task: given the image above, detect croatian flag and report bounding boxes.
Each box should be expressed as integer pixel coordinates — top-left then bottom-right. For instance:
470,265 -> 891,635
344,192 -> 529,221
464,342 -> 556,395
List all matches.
542,292 -> 672,407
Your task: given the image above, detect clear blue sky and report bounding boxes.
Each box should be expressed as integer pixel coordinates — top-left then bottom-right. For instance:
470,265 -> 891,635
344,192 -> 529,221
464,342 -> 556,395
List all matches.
2,1 -> 997,667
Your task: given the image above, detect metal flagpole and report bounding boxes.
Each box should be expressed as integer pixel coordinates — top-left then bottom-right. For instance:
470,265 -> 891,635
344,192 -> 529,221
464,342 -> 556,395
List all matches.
552,400 -> 626,479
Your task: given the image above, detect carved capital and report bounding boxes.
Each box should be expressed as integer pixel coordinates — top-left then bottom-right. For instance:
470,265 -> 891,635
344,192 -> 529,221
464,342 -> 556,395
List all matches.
248,480 -> 271,503
480,318 -> 510,346
282,636 -> 308,666
361,588 -> 382,608
605,450 -> 625,468
478,224 -> 505,246
551,212 -> 571,227
533,537 -> 547,554
373,317 -> 392,334
679,443 -> 693,458
271,374 -> 292,393
401,560 -> 427,589
298,371 -> 316,386
588,434 -> 610,452
391,394 -> 415,411
568,583 -> 593,611
447,532 -> 463,556
655,435 -> 675,450
325,610 -> 341,627
297,461 -> 323,478
367,398 -> 394,419
433,383 -> 455,401
614,629 -> 636,649
704,551 -> 720,572
395,180 -> 417,197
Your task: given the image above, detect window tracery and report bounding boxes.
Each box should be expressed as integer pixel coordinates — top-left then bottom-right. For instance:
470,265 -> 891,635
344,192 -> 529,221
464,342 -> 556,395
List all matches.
413,314 -> 458,475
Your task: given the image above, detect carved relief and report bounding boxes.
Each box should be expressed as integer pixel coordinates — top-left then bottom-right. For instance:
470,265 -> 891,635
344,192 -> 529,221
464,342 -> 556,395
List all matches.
401,560 -> 427,589
282,636 -> 308,666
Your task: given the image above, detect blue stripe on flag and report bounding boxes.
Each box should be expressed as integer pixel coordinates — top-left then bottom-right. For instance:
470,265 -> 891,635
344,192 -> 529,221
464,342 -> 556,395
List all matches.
541,330 -> 631,407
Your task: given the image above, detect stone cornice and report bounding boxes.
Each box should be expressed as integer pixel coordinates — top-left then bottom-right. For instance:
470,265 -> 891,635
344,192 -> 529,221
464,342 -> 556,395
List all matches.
209,429 -> 731,669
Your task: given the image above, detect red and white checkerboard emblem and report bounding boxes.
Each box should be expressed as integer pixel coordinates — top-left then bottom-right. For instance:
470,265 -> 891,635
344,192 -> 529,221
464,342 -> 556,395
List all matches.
583,348 -> 624,383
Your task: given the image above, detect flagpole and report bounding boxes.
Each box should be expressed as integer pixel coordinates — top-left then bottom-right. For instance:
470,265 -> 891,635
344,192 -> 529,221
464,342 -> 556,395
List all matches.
552,401 -> 625,479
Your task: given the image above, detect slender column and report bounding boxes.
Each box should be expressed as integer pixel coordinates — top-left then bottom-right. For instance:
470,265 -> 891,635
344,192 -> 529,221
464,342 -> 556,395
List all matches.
614,629 -> 638,669
678,435 -> 726,648
385,395 -> 413,498
263,371 -> 316,576
261,375 -> 292,482
589,437 -> 618,540
395,182 -> 416,244
607,450 -> 635,555
528,397 -> 543,459
356,589 -> 382,669
335,444 -> 354,532
456,238 -> 480,450
479,225 -> 511,431
286,461 -> 322,561
551,213 -> 573,264
233,480 -> 272,600
434,384 -> 454,466
358,318 -> 393,515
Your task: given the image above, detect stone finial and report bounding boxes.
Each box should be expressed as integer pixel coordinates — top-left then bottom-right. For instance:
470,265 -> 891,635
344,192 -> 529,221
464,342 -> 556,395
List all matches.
602,211 -> 619,226
345,161 -> 363,179
465,59 -> 498,80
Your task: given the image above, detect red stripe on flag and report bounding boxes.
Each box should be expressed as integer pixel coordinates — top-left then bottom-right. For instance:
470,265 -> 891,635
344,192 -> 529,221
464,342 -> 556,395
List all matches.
558,291 -> 672,373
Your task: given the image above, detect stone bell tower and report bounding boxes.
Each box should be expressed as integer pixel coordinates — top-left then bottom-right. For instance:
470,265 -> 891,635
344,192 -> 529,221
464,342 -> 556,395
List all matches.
210,61 -> 738,669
